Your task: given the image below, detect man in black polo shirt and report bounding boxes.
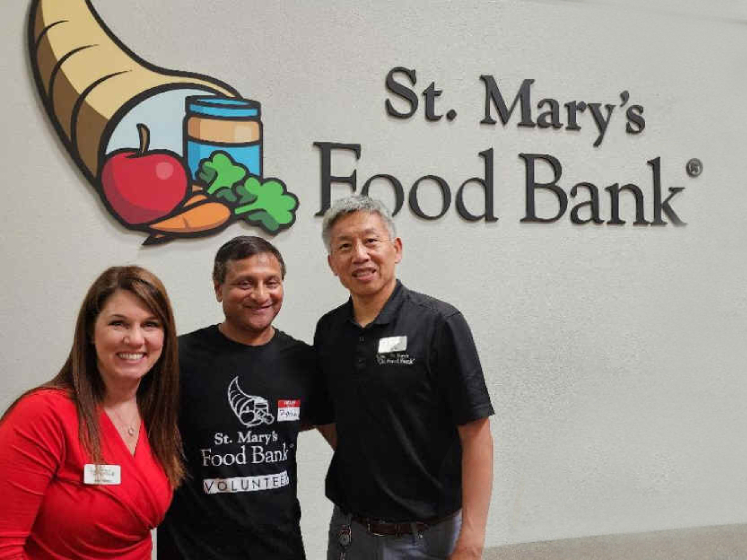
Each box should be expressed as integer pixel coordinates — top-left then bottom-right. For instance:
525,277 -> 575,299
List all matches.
315,196 -> 494,560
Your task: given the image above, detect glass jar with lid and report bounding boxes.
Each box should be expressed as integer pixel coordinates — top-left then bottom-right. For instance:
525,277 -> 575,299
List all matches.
184,96 -> 262,179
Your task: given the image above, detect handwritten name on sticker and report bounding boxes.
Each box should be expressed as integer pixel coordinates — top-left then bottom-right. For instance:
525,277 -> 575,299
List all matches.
277,399 -> 301,422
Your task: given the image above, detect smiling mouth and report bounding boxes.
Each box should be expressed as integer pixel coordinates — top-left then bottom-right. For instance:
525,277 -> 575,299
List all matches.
352,268 -> 376,279
117,353 -> 145,361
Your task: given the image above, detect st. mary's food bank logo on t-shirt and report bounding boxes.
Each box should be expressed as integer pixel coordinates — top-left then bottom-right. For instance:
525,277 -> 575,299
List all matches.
199,377 -> 301,495
29,0 -> 298,246
227,377 -> 275,428
227,378 -> 302,426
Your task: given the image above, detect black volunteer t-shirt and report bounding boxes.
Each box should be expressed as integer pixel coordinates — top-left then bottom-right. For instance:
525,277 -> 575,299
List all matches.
314,281 -> 494,522
158,326 -> 329,560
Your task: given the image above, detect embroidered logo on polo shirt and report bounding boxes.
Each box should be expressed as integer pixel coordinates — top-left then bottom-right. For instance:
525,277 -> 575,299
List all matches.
376,336 -> 415,365
277,399 -> 301,422
376,353 -> 415,365
228,377 -> 275,427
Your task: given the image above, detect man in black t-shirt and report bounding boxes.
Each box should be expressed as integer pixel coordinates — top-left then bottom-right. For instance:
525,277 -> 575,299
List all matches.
158,236 -> 332,560
315,196 -> 494,560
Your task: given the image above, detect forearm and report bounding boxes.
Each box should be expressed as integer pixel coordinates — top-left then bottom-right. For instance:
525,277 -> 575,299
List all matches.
452,418 -> 493,559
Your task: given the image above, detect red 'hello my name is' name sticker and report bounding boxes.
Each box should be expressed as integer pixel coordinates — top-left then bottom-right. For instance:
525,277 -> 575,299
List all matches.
277,400 -> 301,422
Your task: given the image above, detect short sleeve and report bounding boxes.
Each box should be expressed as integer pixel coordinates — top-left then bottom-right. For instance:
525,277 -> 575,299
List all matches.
311,319 -> 335,425
303,359 -> 335,426
432,312 -> 494,425
0,391 -> 66,559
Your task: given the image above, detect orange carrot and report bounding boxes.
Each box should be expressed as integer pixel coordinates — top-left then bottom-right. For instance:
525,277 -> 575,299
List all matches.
148,201 -> 231,234
184,193 -> 207,207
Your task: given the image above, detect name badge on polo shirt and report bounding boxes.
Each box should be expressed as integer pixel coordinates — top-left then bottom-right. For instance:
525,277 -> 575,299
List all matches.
378,336 -> 407,354
83,464 -> 121,485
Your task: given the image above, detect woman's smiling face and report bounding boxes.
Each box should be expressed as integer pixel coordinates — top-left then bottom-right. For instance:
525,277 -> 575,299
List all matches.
93,289 -> 164,388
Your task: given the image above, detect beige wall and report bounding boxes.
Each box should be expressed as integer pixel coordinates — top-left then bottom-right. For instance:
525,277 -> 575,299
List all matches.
2,1 -> 747,557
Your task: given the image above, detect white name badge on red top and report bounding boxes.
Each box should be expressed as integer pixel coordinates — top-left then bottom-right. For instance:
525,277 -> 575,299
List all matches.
83,464 -> 121,485
277,399 -> 301,422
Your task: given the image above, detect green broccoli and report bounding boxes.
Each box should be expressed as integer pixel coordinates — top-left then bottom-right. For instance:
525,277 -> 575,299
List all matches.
234,176 -> 299,233
197,151 -> 248,198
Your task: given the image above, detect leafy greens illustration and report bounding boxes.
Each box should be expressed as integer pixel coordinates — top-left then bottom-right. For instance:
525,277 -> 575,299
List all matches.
196,151 -> 298,233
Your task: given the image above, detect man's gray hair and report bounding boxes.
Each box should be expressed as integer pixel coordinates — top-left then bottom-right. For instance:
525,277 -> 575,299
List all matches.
321,195 -> 397,253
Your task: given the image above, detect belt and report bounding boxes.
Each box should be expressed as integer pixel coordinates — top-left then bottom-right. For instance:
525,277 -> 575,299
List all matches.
350,510 -> 459,537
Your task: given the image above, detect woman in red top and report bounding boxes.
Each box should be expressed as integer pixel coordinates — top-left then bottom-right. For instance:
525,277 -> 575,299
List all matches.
0,266 -> 184,559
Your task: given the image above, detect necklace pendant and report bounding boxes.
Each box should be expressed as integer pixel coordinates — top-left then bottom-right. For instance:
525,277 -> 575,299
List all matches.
127,426 -> 135,436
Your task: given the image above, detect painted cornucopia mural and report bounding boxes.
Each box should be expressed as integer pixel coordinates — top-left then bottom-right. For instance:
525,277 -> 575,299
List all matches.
29,0 -> 298,244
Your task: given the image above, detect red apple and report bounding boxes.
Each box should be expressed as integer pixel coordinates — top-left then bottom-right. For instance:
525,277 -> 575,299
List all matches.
101,123 -> 188,225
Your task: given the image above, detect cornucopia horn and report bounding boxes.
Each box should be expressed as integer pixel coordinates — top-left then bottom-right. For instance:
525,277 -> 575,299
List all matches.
28,0 -> 238,184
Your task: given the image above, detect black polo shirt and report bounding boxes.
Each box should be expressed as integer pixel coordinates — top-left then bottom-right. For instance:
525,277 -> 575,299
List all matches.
314,281 -> 494,522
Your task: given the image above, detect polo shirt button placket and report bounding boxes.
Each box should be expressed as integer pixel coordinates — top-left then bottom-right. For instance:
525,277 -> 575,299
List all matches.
355,333 -> 366,371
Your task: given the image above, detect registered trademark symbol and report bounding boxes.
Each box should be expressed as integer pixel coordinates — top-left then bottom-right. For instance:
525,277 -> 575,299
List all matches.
686,158 -> 703,178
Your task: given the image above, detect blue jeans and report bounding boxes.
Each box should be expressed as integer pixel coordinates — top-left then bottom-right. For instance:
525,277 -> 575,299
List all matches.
327,505 -> 461,560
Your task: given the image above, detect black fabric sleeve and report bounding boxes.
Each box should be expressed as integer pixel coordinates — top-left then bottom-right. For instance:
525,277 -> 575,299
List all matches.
305,358 -> 335,425
310,319 -> 336,425
433,311 -> 494,425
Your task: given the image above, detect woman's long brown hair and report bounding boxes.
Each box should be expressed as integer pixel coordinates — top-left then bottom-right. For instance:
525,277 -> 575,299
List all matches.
2,266 -> 184,487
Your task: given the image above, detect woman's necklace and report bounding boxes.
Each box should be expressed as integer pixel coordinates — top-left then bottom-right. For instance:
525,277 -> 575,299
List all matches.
108,405 -> 139,437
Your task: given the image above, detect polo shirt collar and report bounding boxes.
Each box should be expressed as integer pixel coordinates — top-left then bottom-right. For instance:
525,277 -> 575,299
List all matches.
344,280 -> 407,327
